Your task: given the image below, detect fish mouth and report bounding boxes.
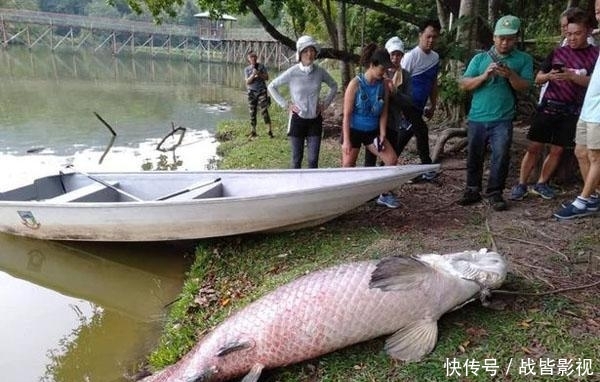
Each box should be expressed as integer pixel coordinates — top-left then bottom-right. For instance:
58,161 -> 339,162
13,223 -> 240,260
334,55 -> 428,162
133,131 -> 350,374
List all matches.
447,248 -> 507,288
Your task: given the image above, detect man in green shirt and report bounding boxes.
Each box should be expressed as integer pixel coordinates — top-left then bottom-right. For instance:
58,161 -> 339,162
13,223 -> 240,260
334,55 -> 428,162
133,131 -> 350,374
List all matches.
458,15 -> 534,211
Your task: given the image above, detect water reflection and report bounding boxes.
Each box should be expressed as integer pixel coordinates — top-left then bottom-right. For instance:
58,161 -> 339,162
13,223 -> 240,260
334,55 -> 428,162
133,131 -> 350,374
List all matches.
0,234 -> 191,382
0,47 -> 249,382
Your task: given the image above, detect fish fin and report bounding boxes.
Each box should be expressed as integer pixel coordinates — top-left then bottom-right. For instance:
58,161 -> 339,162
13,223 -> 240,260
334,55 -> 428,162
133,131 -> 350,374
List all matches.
369,256 -> 433,291
216,339 -> 255,357
384,319 -> 438,361
239,363 -> 264,382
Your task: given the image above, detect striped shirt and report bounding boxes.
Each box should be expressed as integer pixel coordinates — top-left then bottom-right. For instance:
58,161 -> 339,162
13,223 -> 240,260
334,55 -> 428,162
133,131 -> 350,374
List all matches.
541,44 -> 599,106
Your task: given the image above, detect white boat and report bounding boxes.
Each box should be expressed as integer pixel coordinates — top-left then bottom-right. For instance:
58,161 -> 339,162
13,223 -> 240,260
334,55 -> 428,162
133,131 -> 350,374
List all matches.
0,165 -> 438,241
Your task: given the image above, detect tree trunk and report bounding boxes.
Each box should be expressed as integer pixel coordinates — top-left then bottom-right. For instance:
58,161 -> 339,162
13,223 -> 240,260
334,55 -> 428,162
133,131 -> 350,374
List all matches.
338,1 -> 352,89
457,0 -> 476,53
488,0 -> 500,27
436,0 -> 448,30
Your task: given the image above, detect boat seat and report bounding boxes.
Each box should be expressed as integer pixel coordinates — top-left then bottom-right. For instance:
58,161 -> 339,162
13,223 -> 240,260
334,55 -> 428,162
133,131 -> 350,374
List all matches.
163,182 -> 223,201
46,181 -> 120,203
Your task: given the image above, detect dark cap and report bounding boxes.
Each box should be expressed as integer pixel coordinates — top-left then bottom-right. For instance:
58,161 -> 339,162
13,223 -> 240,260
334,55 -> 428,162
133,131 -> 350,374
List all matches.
371,48 -> 393,68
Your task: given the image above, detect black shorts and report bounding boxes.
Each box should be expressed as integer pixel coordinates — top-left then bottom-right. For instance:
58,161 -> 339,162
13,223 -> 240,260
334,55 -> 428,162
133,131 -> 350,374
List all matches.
288,113 -> 323,137
343,128 -> 378,149
528,111 -> 578,147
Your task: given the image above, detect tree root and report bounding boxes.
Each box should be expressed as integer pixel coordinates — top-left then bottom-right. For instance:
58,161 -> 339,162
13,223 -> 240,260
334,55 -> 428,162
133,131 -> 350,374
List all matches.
431,125 -> 467,163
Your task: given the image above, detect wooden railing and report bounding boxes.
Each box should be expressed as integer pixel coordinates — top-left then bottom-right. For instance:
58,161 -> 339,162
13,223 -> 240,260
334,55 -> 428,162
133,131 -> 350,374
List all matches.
0,8 -> 274,41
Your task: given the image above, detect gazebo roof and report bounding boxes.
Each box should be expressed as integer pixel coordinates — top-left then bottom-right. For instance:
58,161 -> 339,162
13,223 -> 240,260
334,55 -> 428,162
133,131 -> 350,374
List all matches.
193,11 -> 237,21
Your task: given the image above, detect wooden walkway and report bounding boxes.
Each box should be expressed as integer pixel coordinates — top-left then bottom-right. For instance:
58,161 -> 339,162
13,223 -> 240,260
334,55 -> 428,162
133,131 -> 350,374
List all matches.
0,8 -> 294,67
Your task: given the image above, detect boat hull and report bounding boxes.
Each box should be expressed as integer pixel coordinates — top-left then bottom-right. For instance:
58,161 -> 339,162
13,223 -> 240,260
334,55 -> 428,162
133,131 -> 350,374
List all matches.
0,166 -> 437,241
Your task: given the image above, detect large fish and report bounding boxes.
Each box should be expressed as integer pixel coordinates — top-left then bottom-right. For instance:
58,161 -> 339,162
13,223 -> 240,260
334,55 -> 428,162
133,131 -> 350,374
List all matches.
143,248 -> 507,382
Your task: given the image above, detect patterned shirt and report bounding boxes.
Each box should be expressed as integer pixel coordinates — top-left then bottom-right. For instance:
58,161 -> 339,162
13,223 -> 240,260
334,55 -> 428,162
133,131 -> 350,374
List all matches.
244,63 -> 268,92
541,44 -> 599,107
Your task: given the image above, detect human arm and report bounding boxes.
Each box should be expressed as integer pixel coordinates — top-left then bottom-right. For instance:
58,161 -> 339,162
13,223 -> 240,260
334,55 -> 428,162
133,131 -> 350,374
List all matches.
379,85 -> 390,142
537,69 -> 592,88
494,64 -> 531,92
267,69 -> 291,108
423,77 -> 438,119
342,79 -> 358,156
459,55 -> 496,92
319,68 -> 338,113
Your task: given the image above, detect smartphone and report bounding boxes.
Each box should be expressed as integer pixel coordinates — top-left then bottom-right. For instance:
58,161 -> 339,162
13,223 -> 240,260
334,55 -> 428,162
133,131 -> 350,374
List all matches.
373,137 -> 383,152
552,62 -> 565,72
495,61 -> 506,68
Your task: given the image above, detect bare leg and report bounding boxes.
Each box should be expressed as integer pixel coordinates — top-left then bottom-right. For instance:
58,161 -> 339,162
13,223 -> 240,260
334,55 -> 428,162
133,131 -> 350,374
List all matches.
518,142 -> 543,184
342,147 -> 360,167
575,144 -> 590,181
365,140 -> 397,166
537,144 -> 564,184
581,148 -> 600,198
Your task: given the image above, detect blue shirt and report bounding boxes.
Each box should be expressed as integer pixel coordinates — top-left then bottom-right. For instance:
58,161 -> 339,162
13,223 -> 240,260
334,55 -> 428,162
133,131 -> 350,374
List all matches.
351,74 -> 385,132
401,46 -> 439,111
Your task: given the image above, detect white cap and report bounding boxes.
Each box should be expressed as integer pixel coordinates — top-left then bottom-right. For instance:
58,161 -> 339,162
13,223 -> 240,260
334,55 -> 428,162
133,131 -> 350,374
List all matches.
385,36 -> 405,54
296,35 -> 320,61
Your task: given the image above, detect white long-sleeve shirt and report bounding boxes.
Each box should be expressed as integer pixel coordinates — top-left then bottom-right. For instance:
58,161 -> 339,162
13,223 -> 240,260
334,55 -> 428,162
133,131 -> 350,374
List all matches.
268,63 -> 338,119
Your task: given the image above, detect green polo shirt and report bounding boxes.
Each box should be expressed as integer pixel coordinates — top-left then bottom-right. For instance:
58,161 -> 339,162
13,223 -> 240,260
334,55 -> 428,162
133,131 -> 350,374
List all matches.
463,49 -> 533,122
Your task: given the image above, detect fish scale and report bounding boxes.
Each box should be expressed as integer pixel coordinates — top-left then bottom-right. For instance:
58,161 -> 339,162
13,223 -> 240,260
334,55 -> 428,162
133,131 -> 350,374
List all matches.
144,250 -> 506,382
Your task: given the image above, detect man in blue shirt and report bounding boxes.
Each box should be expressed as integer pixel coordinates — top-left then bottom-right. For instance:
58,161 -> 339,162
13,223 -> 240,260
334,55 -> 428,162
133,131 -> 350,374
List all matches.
458,15 -> 534,211
399,20 -> 441,178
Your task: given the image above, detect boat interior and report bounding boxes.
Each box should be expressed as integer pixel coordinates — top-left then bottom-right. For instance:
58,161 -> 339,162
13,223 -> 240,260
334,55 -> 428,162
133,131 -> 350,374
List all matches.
0,173 -> 224,203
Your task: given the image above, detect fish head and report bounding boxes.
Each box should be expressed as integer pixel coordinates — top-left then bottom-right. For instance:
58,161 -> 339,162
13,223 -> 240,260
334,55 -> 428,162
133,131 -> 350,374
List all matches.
417,248 -> 507,289
162,334 -> 257,382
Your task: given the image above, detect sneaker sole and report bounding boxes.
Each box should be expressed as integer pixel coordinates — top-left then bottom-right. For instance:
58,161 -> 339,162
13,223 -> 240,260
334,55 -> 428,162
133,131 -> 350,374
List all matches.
509,192 -> 528,201
530,189 -> 554,200
560,201 -> 599,211
376,200 -> 400,209
553,210 -> 595,220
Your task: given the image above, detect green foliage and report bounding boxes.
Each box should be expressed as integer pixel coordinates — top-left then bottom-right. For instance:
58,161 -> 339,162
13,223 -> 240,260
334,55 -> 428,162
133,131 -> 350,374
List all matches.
438,74 -> 466,107
39,0 -> 92,14
0,0 -> 39,10
214,105 -> 341,169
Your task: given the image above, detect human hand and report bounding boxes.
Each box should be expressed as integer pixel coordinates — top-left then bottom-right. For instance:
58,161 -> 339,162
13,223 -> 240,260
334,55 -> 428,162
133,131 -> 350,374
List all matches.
550,70 -> 574,82
493,63 -> 512,78
342,140 -> 352,156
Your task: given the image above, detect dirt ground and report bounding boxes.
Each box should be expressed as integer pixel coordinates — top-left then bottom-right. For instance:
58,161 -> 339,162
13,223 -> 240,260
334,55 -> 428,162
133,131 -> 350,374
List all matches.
324,110 -> 600,338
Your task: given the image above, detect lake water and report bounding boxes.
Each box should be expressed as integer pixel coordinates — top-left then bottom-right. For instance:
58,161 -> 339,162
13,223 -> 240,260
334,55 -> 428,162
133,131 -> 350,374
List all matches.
0,47 -> 249,187
0,47 -> 249,382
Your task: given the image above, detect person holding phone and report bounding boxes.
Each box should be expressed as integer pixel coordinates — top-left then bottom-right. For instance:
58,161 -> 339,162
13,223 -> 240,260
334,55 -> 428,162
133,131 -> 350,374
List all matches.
554,0 -> 600,219
244,51 -> 273,138
510,9 -> 598,201
458,15 -> 534,211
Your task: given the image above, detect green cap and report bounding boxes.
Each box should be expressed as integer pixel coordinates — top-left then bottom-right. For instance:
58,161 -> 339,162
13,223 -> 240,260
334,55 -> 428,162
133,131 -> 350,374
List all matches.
494,15 -> 520,36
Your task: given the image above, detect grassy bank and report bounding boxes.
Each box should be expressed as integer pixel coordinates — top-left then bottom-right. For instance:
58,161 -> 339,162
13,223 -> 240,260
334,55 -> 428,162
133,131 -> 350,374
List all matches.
145,110 -> 599,381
